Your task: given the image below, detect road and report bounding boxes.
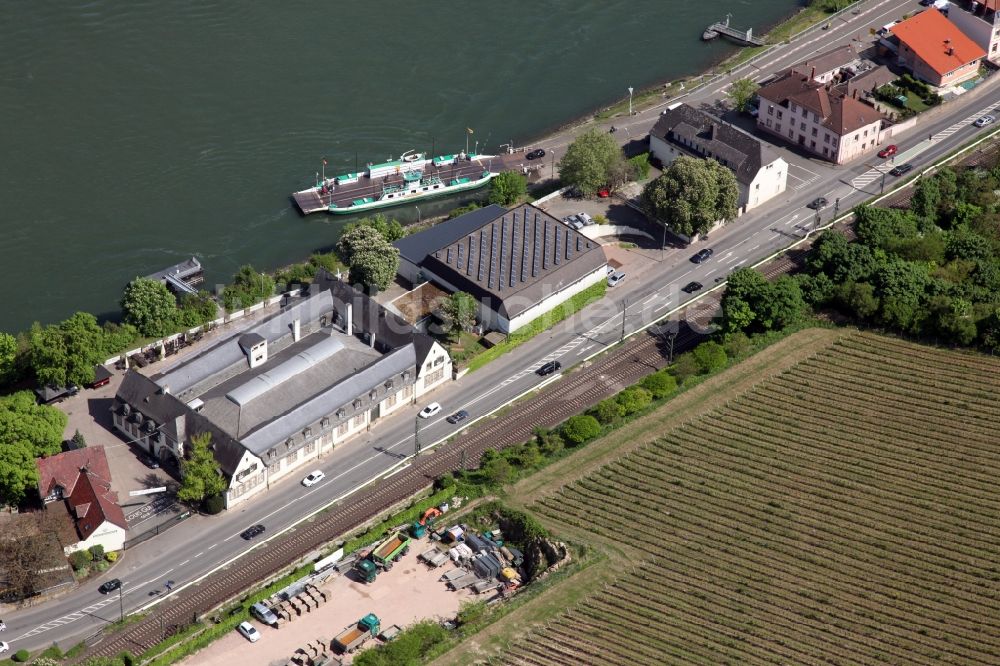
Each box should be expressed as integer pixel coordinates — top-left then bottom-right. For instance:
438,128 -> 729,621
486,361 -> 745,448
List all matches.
7,0 -> 1000,653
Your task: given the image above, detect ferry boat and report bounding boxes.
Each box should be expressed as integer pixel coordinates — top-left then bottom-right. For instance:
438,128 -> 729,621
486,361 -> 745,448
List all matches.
292,151 -> 496,215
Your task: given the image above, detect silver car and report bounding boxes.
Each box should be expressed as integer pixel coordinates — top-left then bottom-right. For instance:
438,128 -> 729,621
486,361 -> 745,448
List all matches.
974,115 -> 995,128
577,212 -> 594,226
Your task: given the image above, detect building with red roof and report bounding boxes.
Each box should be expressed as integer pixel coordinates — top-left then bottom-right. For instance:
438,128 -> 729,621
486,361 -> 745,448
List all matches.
36,447 -> 128,555
892,8 -> 986,86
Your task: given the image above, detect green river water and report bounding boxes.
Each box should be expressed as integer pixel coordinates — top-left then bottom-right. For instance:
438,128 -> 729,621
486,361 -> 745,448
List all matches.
0,0 -> 798,332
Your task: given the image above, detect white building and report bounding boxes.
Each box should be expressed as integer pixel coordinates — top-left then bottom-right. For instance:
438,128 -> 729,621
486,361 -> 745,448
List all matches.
650,103 -> 788,215
112,278 -> 452,508
756,72 -> 885,164
939,1 -> 1000,64
394,203 -> 608,334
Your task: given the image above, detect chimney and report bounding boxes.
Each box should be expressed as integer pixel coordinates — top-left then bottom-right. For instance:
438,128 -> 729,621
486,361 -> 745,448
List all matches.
947,47 -> 954,56
853,88 -> 858,99
811,66 -> 816,81
345,302 -> 353,336
292,319 -> 301,342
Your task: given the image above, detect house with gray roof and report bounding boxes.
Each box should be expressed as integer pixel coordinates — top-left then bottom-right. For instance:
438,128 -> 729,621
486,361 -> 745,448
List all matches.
650,103 -> 788,215
394,203 -> 607,333
111,276 -> 452,508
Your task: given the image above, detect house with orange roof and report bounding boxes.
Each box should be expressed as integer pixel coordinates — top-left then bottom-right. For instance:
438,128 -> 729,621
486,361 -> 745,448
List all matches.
946,1 -> 1000,65
892,8 -> 986,86
755,72 -> 886,164
36,447 -> 129,555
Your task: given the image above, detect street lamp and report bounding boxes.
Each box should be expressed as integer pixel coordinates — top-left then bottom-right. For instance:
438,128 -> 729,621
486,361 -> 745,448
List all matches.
414,416 -> 421,457
119,581 -> 125,622
627,86 -> 634,116
414,206 -> 421,224
620,298 -> 628,343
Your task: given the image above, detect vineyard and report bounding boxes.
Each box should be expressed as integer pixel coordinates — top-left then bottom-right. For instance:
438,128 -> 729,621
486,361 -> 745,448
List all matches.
500,332 -> 1000,665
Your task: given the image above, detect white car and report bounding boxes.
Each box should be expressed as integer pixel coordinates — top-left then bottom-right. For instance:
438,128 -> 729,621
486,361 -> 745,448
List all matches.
974,114 -> 995,128
0,642 -> 8,654
577,212 -> 594,226
237,621 -> 261,643
419,402 -> 442,418
301,470 -> 325,487
607,271 -> 626,287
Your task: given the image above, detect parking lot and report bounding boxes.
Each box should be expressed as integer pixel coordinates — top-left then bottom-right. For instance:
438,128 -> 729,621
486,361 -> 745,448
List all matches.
180,537 -> 475,666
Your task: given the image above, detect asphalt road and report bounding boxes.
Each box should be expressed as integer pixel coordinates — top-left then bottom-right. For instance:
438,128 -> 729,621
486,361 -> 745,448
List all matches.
8,0 -> 1000,652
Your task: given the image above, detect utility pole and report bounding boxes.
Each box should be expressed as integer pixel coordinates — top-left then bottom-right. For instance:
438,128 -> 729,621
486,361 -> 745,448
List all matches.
414,417 -> 420,456
834,197 -> 840,217
665,329 -> 677,364
660,222 -> 668,261
460,449 -> 467,471
880,170 -> 886,194
620,299 -> 628,343
119,582 -> 125,623
628,86 -> 634,116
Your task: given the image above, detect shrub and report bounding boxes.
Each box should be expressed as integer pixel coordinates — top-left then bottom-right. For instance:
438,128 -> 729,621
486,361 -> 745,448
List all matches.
594,214 -> 609,225
722,332 -> 752,360
615,387 -> 652,415
88,544 -> 105,561
31,657 -> 60,666
203,493 -> 225,515
588,398 -> 623,424
561,415 -> 602,445
670,352 -> 700,384
457,599 -> 488,626
628,153 -> 651,181
13,648 -> 30,662
482,458 -> 514,486
434,473 -> 456,490
535,430 -> 565,456
639,371 -> 677,399
69,550 -> 91,572
691,341 -> 728,374
105,551 -> 119,563
95,560 -> 110,572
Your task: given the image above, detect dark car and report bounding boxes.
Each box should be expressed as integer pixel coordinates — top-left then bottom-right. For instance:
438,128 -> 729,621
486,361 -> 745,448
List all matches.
240,524 -> 266,540
536,361 -> 562,376
66,383 -> 80,396
525,149 -> 546,160
807,197 -> 828,210
99,578 -> 122,594
144,455 -> 160,469
446,410 -> 470,425
681,281 -> 703,294
690,248 -> 714,264
889,163 -> 914,177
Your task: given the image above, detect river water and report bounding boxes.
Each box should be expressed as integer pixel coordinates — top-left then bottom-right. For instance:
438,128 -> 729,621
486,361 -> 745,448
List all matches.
0,0 -> 797,332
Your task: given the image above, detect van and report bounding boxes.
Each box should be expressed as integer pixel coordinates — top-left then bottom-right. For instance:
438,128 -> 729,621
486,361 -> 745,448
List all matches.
250,602 -> 279,626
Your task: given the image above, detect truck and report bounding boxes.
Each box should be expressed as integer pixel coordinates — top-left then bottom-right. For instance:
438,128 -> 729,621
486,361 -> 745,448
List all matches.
354,557 -> 378,583
371,531 -> 411,569
333,613 -> 380,654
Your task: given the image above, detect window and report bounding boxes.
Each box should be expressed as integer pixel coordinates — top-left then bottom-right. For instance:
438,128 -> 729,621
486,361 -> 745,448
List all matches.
788,129 -> 794,139
790,103 -> 797,113
434,356 -> 445,366
810,140 -> 816,149
823,134 -> 830,144
863,129 -> 869,137
811,128 -> 818,137
337,422 -> 349,436
799,122 -> 806,131
425,367 -> 445,386
767,106 -> 773,116
766,119 -> 772,128
823,147 -> 829,156
777,110 -> 783,120
287,449 -> 299,464
854,133 -> 859,141
352,413 -> 366,427
304,441 -> 315,455
385,392 -> 397,408
267,461 -> 279,475
775,124 -> 782,133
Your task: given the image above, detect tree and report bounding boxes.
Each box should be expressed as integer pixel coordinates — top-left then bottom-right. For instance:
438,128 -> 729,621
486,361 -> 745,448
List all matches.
0,332 -> 17,388
615,387 -> 652,415
121,278 -> 177,337
670,352 -> 700,384
0,392 -> 66,506
641,156 -> 738,238
759,276 -> 807,330
727,77 -> 759,112
438,292 -> 478,339
343,214 -> 405,243
691,341 -> 728,374
946,228 -> 993,262
177,432 -> 226,505
175,291 -> 219,328
222,265 -> 275,312
482,458 -> 514,486
588,398 -> 623,424
721,331 -> 752,360
560,415 -> 601,445
910,176 -> 941,220
71,429 -> 87,448
979,308 -> 1000,352
558,129 -> 627,196
488,171 -> 527,206
640,370 -> 677,399
28,312 -> 117,387
838,281 -> 880,319
337,225 -> 400,292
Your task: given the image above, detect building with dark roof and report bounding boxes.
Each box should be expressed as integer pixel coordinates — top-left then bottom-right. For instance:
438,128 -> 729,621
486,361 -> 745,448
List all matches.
111,277 -> 452,508
787,44 -> 862,84
756,71 -> 886,164
650,103 -> 788,215
36,447 -> 128,555
394,203 -> 607,333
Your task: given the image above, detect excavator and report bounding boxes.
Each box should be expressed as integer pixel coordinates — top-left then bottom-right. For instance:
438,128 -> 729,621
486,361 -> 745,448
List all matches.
410,507 -> 443,538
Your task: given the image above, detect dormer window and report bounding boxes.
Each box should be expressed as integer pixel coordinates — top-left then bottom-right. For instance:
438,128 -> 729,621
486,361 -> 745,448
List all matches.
336,408 -> 346,419
303,427 -> 312,439
285,437 -> 294,450
353,399 -> 362,410
321,417 -> 330,429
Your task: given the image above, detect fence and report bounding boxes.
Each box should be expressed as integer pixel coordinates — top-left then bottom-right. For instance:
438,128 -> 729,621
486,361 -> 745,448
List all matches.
123,509 -> 192,550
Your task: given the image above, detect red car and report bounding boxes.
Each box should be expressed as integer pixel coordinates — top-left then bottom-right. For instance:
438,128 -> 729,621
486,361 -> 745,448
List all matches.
878,145 -> 898,158
597,188 -> 611,198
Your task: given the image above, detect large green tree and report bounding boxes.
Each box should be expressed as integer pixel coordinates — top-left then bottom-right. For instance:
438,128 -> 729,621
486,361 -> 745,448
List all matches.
721,268 -> 805,334
438,292 -> 478,339
641,156 -> 738,237
222,265 -> 275,312
27,312 -> 122,387
343,213 -> 405,243
0,332 -> 17,387
558,129 -> 626,196
177,432 -> 227,505
121,277 -> 177,337
488,171 -> 527,206
727,77 -> 759,113
0,391 -> 66,506
338,224 -> 400,292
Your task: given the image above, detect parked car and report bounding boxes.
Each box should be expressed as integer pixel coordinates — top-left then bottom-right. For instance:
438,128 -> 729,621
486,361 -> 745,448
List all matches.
597,188 -> 611,198
302,470 -> 325,487
240,524 -> 266,540
877,144 -> 898,158
690,248 -> 714,264
536,361 -> 562,376
577,212 -> 594,226
98,578 -> 122,594
418,402 -> 442,418
526,149 -> 546,160
607,271 -> 626,287
144,455 -> 160,469
807,197 -> 828,210
237,621 -> 261,643
250,602 -> 279,626
570,219 -> 586,230
66,383 -> 80,396
446,410 -> 469,425
562,214 -> 580,226
974,115 -> 995,128
890,163 -> 914,177
0,642 -> 8,654
681,281 -> 704,294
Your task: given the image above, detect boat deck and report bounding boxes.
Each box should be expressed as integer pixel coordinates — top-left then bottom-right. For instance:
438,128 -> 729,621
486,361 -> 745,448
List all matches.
292,153 -> 532,215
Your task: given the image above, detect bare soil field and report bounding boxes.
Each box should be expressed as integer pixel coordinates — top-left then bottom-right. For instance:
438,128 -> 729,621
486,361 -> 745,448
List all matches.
439,330 -> 1000,665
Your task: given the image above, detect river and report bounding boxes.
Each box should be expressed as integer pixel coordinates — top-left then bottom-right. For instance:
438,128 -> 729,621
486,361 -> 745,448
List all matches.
0,0 -> 798,332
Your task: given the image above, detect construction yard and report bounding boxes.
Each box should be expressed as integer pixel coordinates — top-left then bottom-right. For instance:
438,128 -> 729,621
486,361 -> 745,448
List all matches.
178,535 -> 477,666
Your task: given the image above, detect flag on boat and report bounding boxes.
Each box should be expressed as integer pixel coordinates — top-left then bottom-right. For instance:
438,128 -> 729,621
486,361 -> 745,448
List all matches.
467,128 -> 474,134
322,158 -> 328,165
